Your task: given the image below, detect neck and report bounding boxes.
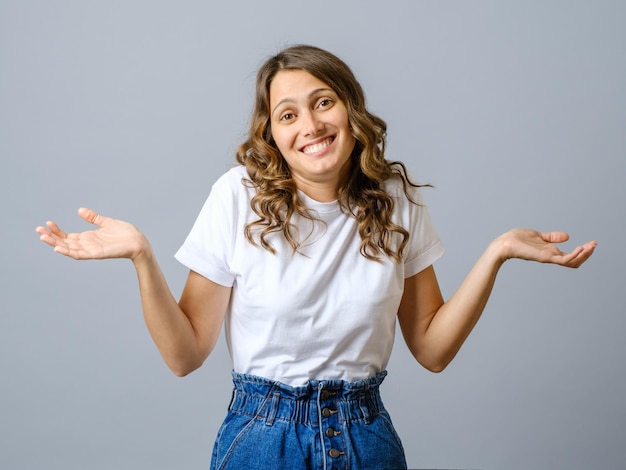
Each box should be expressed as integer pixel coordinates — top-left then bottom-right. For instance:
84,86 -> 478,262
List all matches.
295,180 -> 339,202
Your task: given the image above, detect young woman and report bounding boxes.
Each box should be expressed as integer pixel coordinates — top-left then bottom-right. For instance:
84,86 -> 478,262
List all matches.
36,45 -> 596,469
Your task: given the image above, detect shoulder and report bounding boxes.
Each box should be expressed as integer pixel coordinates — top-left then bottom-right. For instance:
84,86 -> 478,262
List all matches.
208,165 -> 255,200
213,165 -> 250,189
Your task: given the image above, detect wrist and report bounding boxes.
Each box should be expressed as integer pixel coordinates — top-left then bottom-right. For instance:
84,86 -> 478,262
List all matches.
487,233 -> 512,266
131,234 -> 153,265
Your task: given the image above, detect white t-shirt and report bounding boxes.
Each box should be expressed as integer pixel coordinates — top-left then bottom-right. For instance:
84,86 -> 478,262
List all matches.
175,165 -> 444,385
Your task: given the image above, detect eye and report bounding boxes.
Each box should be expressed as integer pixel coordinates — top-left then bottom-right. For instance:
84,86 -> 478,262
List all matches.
317,98 -> 334,109
279,112 -> 295,122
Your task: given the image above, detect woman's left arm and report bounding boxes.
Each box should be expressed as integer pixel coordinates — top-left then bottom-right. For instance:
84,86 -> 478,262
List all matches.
397,229 -> 597,373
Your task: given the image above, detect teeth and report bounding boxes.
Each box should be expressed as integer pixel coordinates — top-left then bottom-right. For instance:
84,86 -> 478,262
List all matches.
302,138 -> 332,154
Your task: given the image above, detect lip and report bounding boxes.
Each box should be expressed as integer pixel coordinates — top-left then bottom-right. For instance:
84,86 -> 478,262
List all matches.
299,135 -> 336,155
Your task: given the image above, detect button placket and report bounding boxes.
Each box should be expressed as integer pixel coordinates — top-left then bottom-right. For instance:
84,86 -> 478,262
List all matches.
319,386 -> 345,464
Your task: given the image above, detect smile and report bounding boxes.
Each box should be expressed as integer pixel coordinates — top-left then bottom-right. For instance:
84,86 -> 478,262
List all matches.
301,137 -> 335,155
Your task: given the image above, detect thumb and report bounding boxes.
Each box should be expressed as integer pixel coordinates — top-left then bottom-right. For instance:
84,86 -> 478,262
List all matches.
77,207 -> 108,227
541,231 -> 570,244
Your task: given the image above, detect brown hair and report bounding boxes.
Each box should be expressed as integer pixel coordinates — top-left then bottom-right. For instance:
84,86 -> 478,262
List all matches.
236,44 -> 424,262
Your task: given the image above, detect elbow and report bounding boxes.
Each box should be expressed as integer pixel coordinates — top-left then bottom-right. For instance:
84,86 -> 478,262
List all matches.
409,340 -> 459,373
172,367 -> 194,378
415,353 -> 452,374
422,361 -> 448,373
168,358 -> 204,377
171,364 -> 200,377
163,345 -> 212,377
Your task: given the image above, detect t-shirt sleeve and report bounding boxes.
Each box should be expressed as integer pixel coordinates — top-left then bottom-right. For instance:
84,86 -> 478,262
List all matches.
402,185 -> 445,278
174,174 -> 238,287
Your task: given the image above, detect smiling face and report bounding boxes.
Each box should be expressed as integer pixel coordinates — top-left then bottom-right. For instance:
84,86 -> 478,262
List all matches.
269,69 -> 356,202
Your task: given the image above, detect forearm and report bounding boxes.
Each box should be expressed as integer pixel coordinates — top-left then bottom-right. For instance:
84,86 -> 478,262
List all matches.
420,239 -> 506,371
132,245 -> 205,376
404,228 -> 596,372
36,208 -> 225,376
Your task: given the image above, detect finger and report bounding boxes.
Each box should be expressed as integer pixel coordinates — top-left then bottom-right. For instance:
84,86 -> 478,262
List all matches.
52,244 -> 91,259
38,229 -> 72,250
36,225 -> 55,245
573,241 -> 596,256
53,245 -> 71,256
78,207 -> 108,227
49,236 -> 89,259
574,241 -> 598,266
45,220 -> 68,238
38,232 -> 58,248
554,241 -> 597,268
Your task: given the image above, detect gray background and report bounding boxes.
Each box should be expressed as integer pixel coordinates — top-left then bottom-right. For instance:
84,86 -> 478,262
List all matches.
1,1 -> 624,469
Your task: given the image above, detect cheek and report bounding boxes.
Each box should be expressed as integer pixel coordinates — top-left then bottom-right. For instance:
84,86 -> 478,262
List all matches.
273,138 -> 290,158
270,128 -> 292,152
338,111 -> 353,136
343,124 -> 356,150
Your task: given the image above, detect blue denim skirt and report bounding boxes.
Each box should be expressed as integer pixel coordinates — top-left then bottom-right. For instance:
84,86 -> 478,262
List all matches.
210,370 -> 407,470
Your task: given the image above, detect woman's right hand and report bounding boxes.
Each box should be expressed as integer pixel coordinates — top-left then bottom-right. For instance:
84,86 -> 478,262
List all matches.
36,207 -> 148,261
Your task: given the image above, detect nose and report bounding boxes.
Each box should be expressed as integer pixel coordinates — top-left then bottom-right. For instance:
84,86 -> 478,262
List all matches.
301,110 -> 324,136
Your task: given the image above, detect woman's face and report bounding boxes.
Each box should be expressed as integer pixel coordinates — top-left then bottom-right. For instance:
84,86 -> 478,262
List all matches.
269,69 -> 356,202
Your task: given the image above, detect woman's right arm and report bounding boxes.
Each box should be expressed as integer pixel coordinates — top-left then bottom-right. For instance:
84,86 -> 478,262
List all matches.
36,207 -> 231,376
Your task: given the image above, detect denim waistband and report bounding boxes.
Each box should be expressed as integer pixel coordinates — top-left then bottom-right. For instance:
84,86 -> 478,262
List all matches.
228,371 -> 388,425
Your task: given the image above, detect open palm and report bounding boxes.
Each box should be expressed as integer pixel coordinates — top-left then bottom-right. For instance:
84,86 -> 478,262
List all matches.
500,228 -> 597,268
36,207 -> 146,261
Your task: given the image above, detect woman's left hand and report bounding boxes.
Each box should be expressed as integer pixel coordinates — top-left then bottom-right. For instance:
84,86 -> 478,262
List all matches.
496,229 -> 597,268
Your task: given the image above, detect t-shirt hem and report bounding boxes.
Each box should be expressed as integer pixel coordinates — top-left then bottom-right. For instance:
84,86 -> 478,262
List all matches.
404,240 -> 445,278
174,248 -> 234,287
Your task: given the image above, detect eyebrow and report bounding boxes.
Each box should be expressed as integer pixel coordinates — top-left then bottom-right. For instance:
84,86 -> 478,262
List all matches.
271,87 -> 335,117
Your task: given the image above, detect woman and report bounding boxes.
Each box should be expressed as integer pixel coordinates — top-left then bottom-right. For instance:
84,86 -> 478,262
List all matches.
36,45 -> 596,469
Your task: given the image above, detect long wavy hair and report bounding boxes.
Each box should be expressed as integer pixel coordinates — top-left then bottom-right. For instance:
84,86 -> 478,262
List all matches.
236,44 -> 425,262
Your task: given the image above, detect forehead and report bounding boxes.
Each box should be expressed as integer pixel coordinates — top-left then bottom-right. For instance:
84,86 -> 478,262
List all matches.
269,70 -> 333,107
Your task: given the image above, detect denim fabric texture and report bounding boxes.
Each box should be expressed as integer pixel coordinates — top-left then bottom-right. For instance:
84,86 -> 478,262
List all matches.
210,370 -> 407,470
